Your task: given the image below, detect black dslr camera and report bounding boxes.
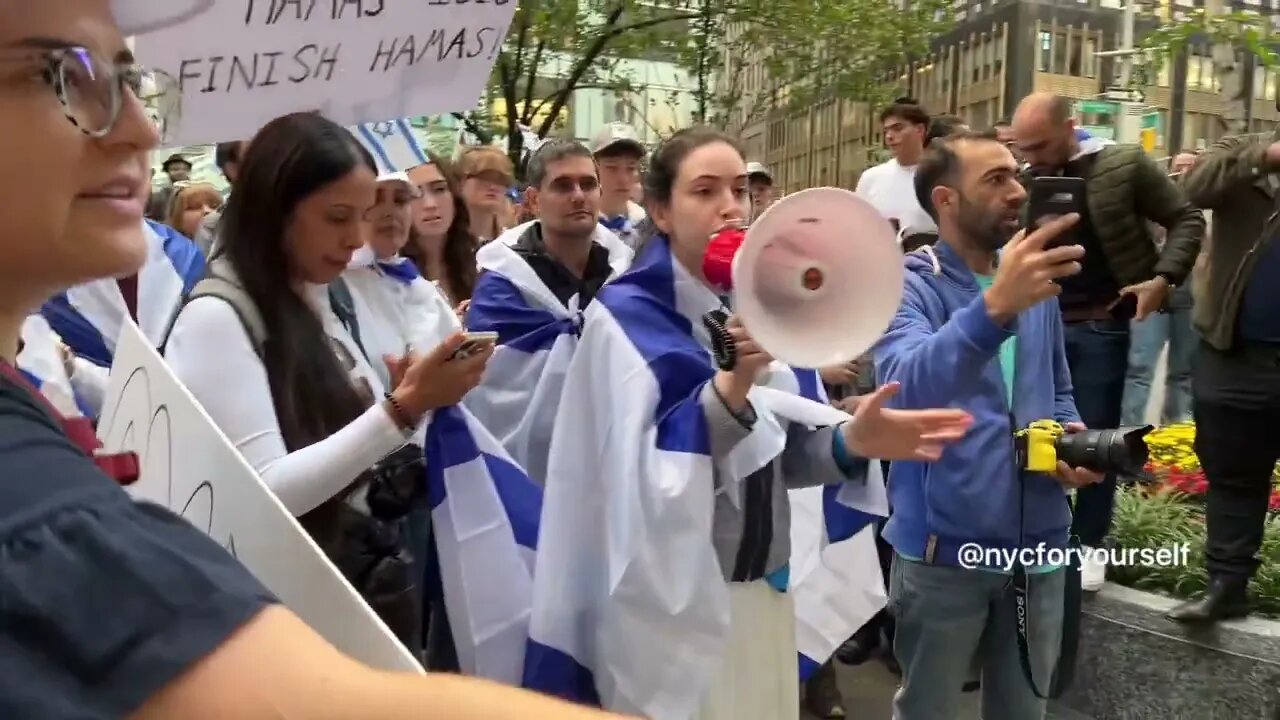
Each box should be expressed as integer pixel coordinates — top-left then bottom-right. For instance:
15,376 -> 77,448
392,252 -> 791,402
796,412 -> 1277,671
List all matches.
1014,420 -> 1154,476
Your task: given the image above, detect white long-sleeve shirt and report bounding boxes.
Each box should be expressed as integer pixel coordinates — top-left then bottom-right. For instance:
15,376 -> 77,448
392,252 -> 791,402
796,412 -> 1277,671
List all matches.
342,260 -> 460,391
165,283 -> 411,516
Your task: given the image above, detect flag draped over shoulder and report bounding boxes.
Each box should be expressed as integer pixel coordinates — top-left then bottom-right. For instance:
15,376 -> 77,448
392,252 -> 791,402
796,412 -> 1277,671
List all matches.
462,221 -> 632,485
522,235 -> 887,719
15,315 -> 89,418
41,219 -> 204,367
422,403 -> 542,685
769,369 -> 889,681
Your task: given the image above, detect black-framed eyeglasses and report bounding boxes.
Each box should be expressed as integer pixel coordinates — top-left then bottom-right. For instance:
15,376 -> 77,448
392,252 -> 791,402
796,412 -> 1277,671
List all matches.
3,45 -> 181,141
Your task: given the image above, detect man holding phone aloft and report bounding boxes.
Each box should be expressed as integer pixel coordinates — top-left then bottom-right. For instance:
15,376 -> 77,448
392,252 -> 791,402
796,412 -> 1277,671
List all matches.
875,132 -> 1099,720
1011,93 -> 1204,592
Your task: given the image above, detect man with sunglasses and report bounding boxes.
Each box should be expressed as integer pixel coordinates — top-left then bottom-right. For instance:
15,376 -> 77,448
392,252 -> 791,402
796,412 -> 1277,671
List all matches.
464,139 -> 634,485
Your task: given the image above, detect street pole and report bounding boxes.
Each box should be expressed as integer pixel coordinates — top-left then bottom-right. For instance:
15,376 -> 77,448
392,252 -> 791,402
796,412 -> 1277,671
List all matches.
1206,0 -> 1250,136
1095,1 -> 1145,144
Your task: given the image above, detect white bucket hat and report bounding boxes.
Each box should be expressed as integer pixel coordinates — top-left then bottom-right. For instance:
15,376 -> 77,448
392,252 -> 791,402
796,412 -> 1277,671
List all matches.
112,0 -> 215,35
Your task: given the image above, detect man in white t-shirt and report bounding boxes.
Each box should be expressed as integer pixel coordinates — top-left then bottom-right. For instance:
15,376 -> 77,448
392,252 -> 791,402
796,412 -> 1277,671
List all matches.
855,98 -> 938,240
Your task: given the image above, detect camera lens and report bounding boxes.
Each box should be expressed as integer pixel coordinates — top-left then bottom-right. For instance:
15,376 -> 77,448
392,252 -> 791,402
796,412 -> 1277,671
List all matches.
1054,425 -> 1154,475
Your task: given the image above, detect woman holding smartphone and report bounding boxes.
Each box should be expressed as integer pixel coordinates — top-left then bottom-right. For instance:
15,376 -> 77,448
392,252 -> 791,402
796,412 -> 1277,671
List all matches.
164,113 -> 493,652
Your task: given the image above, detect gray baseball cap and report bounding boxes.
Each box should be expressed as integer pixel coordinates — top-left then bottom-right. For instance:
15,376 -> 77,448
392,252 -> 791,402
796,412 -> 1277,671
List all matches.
591,123 -> 646,157
746,162 -> 773,182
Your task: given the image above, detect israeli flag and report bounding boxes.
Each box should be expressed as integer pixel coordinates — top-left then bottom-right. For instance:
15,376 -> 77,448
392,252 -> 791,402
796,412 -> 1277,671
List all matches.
781,369 -> 890,681
16,315 -> 90,418
463,221 -> 632,486
40,220 -> 203,417
423,404 -> 542,685
352,118 -> 430,174
523,235 -> 887,717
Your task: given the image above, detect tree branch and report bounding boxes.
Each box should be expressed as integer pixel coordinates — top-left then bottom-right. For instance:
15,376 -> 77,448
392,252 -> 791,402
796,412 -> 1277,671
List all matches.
509,11 -> 531,87
521,39 -> 547,125
533,7 -> 699,137
452,112 -> 492,145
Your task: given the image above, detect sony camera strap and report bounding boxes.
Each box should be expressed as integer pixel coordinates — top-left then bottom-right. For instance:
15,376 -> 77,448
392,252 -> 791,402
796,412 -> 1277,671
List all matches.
1013,493 -> 1084,700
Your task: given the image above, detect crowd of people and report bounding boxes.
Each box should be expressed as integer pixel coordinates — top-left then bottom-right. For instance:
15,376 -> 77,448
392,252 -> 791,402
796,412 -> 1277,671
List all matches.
3,2 -> 1278,719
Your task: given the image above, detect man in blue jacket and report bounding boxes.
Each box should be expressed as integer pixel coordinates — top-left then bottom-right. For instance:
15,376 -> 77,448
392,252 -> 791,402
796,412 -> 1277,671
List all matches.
874,132 -> 1103,719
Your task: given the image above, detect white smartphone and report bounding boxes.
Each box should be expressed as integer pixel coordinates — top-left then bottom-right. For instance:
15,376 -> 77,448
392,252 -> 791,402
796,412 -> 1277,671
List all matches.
448,331 -> 498,360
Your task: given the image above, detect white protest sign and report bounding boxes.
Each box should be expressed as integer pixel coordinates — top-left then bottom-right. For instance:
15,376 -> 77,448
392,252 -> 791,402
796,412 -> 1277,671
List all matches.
98,321 -> 421,673
133,0 -> 517,146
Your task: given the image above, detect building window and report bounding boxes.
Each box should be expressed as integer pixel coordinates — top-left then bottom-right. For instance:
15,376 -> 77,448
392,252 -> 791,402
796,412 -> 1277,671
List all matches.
1052,31 -> 1067,73
1038,30 -> 1052,72
1082,36 -> 1097,77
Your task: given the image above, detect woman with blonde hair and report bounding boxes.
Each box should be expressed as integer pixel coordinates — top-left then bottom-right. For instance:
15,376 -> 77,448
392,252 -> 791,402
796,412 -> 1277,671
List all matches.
456,145 -> 514,243
166,181 -> 223,243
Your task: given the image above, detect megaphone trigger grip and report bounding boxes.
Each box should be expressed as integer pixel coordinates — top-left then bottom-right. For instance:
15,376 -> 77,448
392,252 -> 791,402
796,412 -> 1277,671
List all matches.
703,310 -> 737,371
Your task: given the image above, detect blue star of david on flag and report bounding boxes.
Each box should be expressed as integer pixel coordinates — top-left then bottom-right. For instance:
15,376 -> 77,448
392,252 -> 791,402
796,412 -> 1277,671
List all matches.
352,118 -> 430,174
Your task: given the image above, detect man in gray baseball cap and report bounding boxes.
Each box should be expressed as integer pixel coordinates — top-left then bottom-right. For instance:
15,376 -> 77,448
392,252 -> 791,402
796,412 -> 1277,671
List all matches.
746,161 -> 776,218
591,123 -> 647,249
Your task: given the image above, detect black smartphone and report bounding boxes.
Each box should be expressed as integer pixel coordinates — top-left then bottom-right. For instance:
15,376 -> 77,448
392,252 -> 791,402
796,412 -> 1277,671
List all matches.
1109,293 -> 1138,321
1027,176 -> 1086,249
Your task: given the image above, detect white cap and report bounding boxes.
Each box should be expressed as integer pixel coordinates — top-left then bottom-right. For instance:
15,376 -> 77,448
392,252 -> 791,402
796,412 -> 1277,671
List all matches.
591,123 -> 645,157
377,171 -> 413,187
746,162 -> 772,181
112,0 -> 214,34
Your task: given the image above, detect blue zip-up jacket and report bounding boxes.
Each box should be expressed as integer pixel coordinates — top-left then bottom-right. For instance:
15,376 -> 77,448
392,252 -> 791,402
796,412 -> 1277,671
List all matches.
873,240 -> 1081,568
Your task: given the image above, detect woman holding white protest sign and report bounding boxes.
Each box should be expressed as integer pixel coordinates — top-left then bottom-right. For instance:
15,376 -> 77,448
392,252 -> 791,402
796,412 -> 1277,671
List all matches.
0,1 -> 625,718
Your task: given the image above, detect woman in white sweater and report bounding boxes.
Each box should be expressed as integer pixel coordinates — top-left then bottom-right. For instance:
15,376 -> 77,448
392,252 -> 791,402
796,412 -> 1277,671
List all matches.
343,170 -> 460,389
342,168 -> 469,670
165,113 -> 492,650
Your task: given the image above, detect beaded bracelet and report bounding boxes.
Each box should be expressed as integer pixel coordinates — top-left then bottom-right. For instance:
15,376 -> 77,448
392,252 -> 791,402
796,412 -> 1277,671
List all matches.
383,392 -> 415,430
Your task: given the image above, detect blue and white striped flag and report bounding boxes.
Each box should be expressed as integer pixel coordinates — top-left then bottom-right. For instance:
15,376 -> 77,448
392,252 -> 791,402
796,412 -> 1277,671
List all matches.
352,118 -> 431,174
16,315 -> 90,418
463,221 -> 633,486
423,404 -> 542,685
523,234 -> 887,717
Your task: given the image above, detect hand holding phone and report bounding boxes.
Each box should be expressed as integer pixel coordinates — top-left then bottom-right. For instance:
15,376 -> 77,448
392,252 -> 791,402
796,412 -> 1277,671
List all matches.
387,331 -> 495,418
1027,177 -> 1087,248
984,214 -> 1085,322
448,331 -> 498,361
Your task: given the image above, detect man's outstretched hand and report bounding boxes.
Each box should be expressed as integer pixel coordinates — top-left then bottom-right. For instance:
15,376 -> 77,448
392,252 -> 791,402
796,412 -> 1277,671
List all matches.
841,382 -> 974,462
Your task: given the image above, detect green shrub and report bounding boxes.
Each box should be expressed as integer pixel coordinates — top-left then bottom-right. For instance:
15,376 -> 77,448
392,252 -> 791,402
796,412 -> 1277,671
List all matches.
1109,485 -> 1280,617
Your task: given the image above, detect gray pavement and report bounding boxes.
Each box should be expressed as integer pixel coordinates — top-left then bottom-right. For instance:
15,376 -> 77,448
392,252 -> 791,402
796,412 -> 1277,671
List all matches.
804,659 -> 1094,720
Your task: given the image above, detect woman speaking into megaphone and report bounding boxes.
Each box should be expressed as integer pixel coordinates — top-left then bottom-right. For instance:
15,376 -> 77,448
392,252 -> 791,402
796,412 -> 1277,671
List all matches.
525,127 -> 972,719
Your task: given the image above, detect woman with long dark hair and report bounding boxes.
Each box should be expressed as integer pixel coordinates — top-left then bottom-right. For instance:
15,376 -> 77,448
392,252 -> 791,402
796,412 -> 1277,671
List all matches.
404,152 -> 479,307
164,112 -> 491,651
0,2 -> 627,717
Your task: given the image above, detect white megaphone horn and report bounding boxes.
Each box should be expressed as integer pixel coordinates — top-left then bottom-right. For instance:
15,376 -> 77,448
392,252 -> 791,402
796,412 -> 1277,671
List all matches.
715,187 -> 904,369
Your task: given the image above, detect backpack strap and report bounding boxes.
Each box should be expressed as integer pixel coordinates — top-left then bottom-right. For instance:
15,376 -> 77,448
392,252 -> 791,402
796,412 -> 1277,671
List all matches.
0,361 -> 139,485
162,271 -> 268,360
328,277 -> 370,365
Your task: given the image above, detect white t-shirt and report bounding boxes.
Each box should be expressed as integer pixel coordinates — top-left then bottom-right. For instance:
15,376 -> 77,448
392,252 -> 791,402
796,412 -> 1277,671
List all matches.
854,159 -> 937,236
166,283 -> 411,517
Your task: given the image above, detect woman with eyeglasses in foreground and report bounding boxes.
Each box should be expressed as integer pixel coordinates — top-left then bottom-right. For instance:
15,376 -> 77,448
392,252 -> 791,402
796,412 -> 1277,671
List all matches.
0,2 -> 628,718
